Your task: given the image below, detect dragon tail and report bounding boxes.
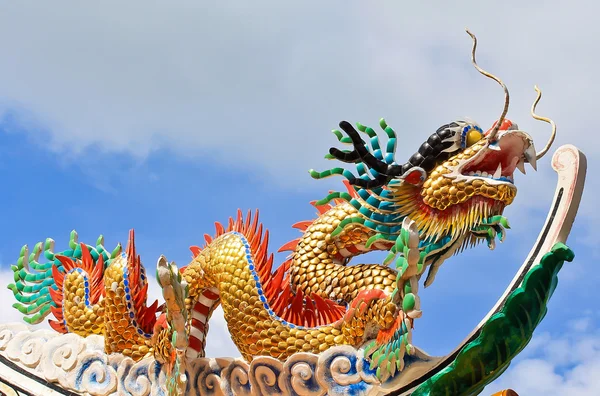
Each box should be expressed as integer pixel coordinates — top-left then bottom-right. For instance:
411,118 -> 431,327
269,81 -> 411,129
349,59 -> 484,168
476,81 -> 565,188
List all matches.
7,231 -> 120,327
49,242 -> 106,335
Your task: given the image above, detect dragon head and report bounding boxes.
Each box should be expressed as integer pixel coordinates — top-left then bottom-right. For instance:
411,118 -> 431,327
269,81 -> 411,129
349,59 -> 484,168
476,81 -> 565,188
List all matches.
390,29 -> 556,255
420,119 -> 526,211
310,30 -> 558,380
310,30 -> 556,284
392,117 -> 537,244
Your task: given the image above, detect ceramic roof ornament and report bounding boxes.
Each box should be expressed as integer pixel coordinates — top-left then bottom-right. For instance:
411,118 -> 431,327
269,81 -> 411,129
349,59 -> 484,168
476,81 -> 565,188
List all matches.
1,30 -> 586,396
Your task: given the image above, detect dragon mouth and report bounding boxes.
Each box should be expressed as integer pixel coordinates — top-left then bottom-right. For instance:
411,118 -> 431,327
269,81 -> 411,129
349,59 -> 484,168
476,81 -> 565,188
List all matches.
453,129 -> 535,188
419,128 -> 536,212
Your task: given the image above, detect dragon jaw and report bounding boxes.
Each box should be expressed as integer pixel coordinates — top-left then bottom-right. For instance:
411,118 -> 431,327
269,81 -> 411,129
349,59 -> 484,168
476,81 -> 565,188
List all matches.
391,120 -> 535,246
447,122 -> 535,194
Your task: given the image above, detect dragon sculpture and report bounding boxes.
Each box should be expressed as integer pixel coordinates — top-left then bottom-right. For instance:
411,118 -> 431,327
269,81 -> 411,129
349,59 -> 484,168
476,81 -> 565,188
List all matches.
7,30 -> 558,394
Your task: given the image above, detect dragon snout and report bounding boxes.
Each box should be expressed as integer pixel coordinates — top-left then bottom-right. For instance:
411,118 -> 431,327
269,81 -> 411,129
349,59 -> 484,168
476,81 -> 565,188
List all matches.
486,119 -> 518,136
487,128 -> 537,174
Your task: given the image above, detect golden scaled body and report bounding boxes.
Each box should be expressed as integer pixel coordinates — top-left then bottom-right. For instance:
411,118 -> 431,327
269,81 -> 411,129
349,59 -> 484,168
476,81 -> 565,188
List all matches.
54,133 -> 524,364
177,139 -> 521,361
290,203 -> 397,302
55,137 -> 523,363
181,204 -> 399,361
59,253 -> 153,362
62,271 -> 104,336
102,257 -> 151,360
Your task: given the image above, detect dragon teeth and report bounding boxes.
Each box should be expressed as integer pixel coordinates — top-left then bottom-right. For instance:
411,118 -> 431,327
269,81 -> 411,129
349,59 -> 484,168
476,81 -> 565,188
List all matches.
493,163 -> 502,179
516,158 -> 526,175
524,144 -> 537,171
467,167 -> 514,182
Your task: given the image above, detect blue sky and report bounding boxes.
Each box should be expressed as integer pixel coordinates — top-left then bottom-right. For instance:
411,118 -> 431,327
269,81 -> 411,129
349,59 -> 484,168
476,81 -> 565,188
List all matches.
0,2 -> 598,394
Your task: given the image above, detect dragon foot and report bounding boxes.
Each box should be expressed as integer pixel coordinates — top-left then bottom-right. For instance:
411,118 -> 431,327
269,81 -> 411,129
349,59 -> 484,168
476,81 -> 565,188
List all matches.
471,215 -> 511,249
155,256 -> 189,395
364,218 -> 424,382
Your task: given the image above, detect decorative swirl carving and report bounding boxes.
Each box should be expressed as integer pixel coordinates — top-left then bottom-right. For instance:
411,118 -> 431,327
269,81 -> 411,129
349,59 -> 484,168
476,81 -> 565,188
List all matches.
220,359 -> 252,396
283,353 -> 324,396
126,359 -> 155,396
0,323 -> 27,350
0,323 -> 434,396
114,356 -> 135,394
111,352 -> 160,396
40,333 -> 84,386
5,329 -> 54,367
249,356 -> 287,396
316,345 -> 379,396
188,358 -> 228,396
72,351 -> 118,395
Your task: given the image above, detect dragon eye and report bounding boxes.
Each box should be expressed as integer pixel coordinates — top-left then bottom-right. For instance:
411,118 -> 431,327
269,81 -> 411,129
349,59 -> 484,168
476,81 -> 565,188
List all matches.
460,124 -> 484,149
466,129 -> 483,147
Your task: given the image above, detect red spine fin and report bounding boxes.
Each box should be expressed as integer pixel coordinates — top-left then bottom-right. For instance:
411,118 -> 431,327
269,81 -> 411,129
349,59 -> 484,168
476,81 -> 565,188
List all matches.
292,220 -> 313,231
277,239 -> 299,253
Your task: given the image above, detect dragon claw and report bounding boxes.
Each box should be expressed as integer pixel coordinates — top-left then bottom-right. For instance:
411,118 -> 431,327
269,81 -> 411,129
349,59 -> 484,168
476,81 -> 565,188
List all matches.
470,215 -> 511,249
365,217 -> 425,381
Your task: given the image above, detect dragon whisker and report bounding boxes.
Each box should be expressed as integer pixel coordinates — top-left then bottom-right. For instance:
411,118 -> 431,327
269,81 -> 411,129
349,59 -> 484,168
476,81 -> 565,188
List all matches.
465,28 -> 510,142
530,85 -> 557,160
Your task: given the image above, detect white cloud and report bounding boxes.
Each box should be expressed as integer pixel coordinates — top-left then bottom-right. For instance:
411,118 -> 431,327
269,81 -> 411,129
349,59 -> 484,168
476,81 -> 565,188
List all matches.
0,2 -> 598,174
0,1 -> 596,242
570,317 -> 592,333
487,317 -> 600,396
